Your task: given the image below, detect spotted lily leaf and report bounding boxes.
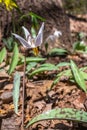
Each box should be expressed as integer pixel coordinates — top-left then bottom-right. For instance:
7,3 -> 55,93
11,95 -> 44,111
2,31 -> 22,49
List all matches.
56,62 -> 70,67
26,62 -> 37,73
29,63 -> 58,77
49,48 -> 68,56
13,72 -> 20,114
26,108 -> 87,127
70,60 -> 87,92
51,69 -> 71,89
0,47 -> 6,64
19,56 -> 46,65
8,42 -> 19,74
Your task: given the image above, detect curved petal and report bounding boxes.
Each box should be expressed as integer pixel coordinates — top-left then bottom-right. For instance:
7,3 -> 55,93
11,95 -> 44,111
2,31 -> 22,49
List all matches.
12,33 -> 32,48
35,22 -> 44,47
22,26 -> 31,40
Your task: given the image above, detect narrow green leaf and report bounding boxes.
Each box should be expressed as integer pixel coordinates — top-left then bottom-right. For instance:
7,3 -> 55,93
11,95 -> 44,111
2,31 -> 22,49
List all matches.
20,12 -> 45,21
3,36 -> 14,51
49,48 -> 68,56
73,41 -> 86,53
30,63 -> 57,77
40,63 -> 56,68
26,108 -> 87,127
13,72 -> 20,114
31,27 -> 36,38
70,71 -> 87,83
80,66 -> 87,71
51,69 -> 71,89
70,67 -> 87,83
19,56 -> 46,64
29,12 -> 46,21
26,62 -> 37,73
0,47 -> 6,64
51,65 -> 87,89
70,60 -> 87,92
56,62 -> 70,67
8,43 -> 19,74
80,71 -> 87,80
25,57 -> 46,62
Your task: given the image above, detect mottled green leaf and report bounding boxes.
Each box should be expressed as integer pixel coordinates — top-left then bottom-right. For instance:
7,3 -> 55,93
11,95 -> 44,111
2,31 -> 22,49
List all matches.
70,71 -> 87,83
51,69 -> 71,89
3,36 -> 14,51
26,108 -> 87,127
80,71 -> 87,80
70,60 -> 87,92
13,72 -> 20,114
19,56 -> 46,64
8,43 -> 19,74
49,48 -> 68,56
30,63 -> 57,77
56,62 -> 70,67
80,66 -> 87,71
0,47 -> 6,64
26,62 -> 37,73
73,41 -> 87,53
40,63 -> 56,68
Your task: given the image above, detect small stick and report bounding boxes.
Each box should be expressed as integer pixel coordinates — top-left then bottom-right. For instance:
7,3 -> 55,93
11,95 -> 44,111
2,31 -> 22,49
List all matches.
21,55 -> 26,130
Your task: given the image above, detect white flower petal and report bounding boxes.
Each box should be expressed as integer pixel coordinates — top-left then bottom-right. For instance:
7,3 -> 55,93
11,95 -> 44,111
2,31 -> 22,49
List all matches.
12,33 -> 32,48
54,30 -> 62,37
27,35 -> 32,46
31,43 -> 36,48
22,26 -> 31,40
35,22 -> 44,47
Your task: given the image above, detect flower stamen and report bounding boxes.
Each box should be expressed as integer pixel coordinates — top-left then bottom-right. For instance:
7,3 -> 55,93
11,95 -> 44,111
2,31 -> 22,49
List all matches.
33,47 -> 39,56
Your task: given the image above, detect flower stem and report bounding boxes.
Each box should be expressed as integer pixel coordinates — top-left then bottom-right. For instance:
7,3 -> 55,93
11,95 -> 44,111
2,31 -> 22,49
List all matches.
21,56 -> 26,130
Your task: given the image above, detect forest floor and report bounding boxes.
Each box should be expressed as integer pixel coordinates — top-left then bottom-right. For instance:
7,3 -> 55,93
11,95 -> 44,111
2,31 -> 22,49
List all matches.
0,14 -> 87,130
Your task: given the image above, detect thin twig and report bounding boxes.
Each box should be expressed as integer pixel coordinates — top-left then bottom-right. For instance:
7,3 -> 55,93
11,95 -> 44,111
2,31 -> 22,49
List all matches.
21,56 -> 26,130
0,119 -> 2,130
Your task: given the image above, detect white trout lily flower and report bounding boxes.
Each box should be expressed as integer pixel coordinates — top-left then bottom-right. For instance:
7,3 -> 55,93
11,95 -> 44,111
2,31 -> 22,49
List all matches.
54,30 -> 62,37
12,22 -> 44,55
